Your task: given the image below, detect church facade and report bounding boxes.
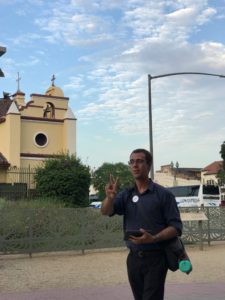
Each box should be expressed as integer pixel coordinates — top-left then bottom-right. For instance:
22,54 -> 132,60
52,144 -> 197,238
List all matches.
0,77 -> 76,183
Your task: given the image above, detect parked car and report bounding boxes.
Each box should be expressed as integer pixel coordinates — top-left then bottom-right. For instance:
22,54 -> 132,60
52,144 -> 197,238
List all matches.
89,201 -> 102,208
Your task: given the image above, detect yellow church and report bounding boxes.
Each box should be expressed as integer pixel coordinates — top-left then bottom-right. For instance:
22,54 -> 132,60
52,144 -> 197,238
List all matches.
0,75 -> 76,183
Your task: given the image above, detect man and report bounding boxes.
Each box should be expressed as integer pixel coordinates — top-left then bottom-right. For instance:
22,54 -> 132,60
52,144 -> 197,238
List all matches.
101,148 -> 182,300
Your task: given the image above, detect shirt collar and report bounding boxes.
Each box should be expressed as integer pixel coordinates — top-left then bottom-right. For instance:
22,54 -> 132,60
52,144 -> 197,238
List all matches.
131,178 -> 154,193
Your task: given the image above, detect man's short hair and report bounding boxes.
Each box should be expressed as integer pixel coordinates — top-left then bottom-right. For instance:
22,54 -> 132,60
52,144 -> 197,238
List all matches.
131,149 -> 152,167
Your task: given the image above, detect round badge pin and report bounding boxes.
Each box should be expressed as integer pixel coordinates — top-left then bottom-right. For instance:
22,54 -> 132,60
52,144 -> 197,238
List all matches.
132,195 -> 139,203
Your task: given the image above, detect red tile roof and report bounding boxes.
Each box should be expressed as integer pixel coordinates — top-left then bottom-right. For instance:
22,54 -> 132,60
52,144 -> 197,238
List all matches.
202,161 -> 223,175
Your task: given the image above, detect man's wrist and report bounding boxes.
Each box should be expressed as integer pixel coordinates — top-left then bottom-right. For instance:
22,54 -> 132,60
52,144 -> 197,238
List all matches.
107,193 -> 116,201
153,234 -> 161,243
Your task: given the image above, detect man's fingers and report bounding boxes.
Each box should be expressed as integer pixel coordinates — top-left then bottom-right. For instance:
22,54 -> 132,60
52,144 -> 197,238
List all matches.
109,174 -> 119,187
109,174 -> 115,185
113,176 -> 119,185
114,177 -> 119,187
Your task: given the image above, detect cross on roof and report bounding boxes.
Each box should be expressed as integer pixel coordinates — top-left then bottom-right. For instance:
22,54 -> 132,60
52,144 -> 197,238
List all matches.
16,72 -> 21,91
51,74 -> 56,86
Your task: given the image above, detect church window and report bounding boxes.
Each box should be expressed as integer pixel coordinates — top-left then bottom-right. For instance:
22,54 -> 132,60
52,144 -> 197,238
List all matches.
34,132 -> 48,147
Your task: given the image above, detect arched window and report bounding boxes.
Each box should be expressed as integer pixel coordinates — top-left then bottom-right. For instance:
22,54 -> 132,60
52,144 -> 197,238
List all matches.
43,102 -> 55,118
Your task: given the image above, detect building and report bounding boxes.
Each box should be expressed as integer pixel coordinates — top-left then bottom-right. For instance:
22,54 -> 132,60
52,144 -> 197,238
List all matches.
201,161 -> 223,185
155,164 -> 201,187
0,76 -> 76,183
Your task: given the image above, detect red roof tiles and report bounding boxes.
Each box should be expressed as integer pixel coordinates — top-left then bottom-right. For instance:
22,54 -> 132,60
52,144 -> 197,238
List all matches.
202,161 -> 223,175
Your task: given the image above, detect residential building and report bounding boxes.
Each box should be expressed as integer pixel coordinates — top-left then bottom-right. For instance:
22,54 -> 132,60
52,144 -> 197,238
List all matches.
201,161 -> 223,185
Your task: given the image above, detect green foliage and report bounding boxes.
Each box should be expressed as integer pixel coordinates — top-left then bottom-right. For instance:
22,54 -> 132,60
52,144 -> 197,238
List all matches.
0,206 -> 124,254
92,162 -> 134,200
220,141 -> 225,168
34,154 -> 91,207
217,141 -> 225,185
217,170 -> 225,186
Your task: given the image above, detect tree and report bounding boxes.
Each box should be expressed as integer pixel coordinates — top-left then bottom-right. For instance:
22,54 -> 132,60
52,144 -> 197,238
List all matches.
35,154 -> 91,207
217,141 -> 225,185
220,141 -> 225,164
92,162 -> 134,201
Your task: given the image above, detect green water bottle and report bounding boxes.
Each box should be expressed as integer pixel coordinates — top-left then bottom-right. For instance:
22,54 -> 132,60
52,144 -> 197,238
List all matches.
179,259 -> 192,274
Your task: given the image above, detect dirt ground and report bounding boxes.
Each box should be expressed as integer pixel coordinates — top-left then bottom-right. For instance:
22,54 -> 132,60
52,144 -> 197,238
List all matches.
1,243 -> 225,293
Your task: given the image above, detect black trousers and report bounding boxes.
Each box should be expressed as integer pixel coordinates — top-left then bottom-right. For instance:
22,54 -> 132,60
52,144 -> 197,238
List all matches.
127,250 -> 168,300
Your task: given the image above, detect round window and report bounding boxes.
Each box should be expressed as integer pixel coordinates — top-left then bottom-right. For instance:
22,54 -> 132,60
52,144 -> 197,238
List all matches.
34,133 -> 48,147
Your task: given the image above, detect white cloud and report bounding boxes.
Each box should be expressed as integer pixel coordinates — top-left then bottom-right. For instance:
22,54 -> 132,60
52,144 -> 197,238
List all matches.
64,76 -> 85,90
192,111 -> 213,119
199,42 -> 225,68
34,6 -> 116,46
2,0 -> 225,169
9,33 -> 42,46
1,52 -> 41,83
197,7 -> 217,25
166,7 -> 196,24
71,0 -> 224,157
18,57 -> 40,67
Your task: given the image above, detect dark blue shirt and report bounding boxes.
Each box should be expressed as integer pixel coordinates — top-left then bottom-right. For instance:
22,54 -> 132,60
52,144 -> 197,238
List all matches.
111,179 -> 182,251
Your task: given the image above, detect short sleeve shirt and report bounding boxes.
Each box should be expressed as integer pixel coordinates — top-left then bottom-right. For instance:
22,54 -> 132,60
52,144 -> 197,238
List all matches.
111,179 -> 183,251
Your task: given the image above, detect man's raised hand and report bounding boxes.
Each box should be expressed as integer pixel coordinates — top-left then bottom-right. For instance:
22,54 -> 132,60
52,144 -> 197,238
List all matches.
105,174 -> 118,200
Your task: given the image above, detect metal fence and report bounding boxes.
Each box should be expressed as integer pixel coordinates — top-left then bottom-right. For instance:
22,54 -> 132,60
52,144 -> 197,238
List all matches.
0,167 -> 37,200
0,207 -> 225,256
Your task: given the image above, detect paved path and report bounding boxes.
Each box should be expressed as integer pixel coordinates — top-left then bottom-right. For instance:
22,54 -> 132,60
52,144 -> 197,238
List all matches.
1,245 -> 225,299
1,282 -> 225,300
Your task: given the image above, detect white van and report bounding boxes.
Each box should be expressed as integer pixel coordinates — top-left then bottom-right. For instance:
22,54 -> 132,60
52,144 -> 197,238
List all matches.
167,185 -> 220,207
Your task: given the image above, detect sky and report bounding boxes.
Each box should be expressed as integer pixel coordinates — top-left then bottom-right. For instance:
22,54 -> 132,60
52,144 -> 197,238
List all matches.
1,0 -> 225,172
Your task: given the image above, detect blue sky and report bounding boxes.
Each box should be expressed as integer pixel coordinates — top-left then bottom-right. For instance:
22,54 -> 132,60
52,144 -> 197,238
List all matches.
1,0 -> 225,172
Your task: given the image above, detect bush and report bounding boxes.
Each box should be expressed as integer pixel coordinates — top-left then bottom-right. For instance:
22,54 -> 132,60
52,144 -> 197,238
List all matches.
34,154 -> 91,207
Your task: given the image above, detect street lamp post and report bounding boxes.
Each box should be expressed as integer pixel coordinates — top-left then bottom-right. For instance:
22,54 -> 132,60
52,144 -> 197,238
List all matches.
148,72 -> 225,180
170,161 -> 179,186
0,46 -> 6,77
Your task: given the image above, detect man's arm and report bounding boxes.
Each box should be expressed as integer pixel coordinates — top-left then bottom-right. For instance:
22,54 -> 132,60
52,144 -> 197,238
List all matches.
101,175 -> 118,216
129,226 -> 178,244
151,226 -> 178,242
101,196 -> 115,216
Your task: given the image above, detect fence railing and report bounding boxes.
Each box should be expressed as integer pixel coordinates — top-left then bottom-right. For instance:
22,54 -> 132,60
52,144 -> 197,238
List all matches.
0,207 -> 225,256
0,167 -> 37,200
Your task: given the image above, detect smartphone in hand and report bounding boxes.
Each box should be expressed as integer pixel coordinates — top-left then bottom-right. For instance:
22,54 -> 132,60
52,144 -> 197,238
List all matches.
124,230 -> 143,240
